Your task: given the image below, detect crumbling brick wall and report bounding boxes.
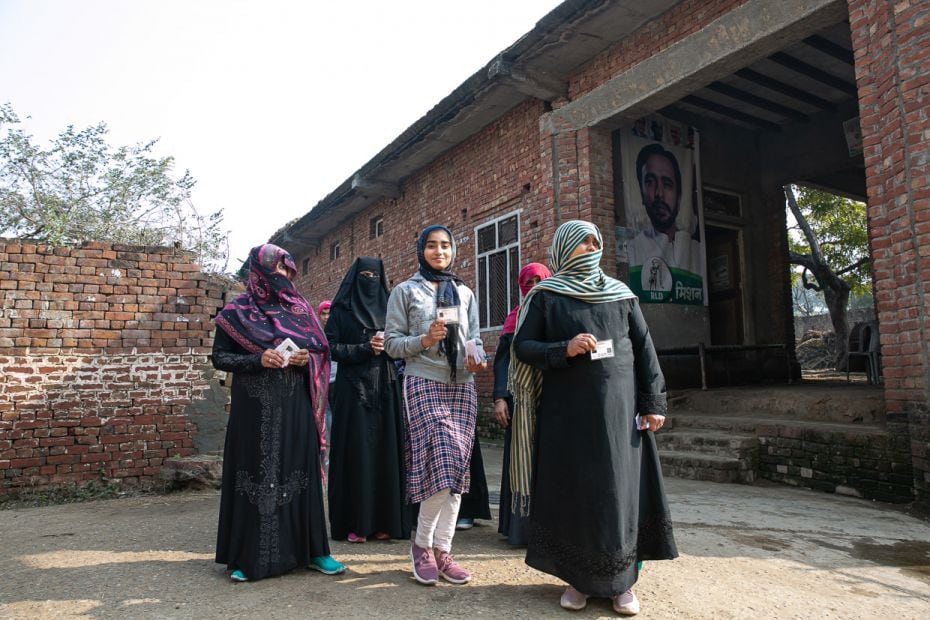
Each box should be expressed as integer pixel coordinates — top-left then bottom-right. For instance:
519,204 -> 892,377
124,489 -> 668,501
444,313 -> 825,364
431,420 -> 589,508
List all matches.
0,240 -> 230,493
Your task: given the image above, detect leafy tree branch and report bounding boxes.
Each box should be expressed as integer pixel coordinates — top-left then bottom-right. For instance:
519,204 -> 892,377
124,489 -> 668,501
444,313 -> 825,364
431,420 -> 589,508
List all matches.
0,103 -> 227,271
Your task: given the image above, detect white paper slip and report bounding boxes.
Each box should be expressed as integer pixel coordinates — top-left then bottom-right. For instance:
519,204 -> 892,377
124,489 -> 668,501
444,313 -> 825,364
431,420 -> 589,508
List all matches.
436,306 -> 461,324
275,337 -> 299,364
590,338 -> 615,360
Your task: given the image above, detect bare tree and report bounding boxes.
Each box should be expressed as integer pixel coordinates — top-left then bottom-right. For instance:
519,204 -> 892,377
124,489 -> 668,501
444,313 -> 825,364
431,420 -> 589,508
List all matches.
785,185 -> 870,368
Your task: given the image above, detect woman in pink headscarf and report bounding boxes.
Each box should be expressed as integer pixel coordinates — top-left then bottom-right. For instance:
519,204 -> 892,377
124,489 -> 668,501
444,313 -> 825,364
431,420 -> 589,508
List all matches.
316,300 -> 336,462
492,262 -> 551,545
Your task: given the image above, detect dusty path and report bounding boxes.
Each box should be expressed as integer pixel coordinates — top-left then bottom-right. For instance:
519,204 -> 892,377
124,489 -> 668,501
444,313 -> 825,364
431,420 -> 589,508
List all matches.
1,444 -> 929,619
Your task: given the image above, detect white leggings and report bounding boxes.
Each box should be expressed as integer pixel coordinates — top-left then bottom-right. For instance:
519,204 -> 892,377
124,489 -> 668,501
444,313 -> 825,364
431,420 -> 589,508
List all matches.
414,489 -> 462,553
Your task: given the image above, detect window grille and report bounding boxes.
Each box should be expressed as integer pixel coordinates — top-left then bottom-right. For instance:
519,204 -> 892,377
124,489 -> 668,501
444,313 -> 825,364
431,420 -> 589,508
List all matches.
475,213 -> 520,329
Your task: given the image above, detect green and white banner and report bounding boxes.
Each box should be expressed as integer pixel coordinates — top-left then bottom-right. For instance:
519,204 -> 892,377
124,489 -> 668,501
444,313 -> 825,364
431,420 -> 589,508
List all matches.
619,117 -> 707,305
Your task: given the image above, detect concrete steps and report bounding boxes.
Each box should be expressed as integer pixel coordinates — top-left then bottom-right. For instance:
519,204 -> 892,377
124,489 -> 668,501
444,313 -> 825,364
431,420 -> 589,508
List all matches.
658,450 -> 751,483
650,384 -> 912,500
657,405 -> 891,488
656,428 -> 758,484
658,429 -> 758,454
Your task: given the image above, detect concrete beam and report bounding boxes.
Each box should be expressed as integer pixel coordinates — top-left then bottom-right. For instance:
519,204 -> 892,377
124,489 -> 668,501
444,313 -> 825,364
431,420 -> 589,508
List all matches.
487,56 -> 566,101
550,0 -> 847,132
350,174 -> 401,199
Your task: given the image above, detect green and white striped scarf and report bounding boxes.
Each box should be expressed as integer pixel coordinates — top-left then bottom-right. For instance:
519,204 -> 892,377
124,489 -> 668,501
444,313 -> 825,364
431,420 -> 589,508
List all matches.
508,220 -> 636,515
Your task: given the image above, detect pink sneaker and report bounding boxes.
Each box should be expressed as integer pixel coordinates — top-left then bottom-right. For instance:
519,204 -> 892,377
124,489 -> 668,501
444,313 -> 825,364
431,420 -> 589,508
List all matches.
560,586 -> 588,610
410,543 -> 438,585
612,589 -> 640,616
347,532 -> 366,543
433,548 -> 471,584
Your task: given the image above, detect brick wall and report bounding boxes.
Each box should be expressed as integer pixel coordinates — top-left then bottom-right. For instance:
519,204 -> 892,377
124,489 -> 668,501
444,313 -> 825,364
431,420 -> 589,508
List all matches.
291,100 -> 548,437
848,0 -> 930,510
758,423 -> 914,503
0,240 -> 230,493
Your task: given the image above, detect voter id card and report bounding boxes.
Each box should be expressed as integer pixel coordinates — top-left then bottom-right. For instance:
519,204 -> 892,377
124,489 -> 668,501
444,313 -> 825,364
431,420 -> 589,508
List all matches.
436,306 -> 461,324
275,337 -> 299,364
590,339 -> 615,360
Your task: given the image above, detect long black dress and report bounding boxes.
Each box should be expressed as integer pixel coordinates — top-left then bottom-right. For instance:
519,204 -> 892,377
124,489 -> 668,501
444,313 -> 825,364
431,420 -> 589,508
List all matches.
493,332 -> 529,545
514,291 -> 677,597
457,436 -> 492,522
325,311 -> 411,540
213,328 -> 330,580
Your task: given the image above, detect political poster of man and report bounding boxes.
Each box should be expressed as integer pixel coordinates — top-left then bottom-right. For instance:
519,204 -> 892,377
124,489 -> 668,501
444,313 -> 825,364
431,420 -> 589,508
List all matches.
620,116 -> 706,305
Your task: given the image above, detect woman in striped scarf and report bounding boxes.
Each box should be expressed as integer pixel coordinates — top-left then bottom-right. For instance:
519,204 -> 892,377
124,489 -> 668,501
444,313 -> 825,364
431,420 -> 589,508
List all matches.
510,220 -> 677,615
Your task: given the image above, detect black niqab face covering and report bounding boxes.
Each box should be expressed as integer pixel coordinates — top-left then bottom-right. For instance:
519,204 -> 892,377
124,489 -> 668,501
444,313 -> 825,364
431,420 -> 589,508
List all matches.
330,256 -> 390,333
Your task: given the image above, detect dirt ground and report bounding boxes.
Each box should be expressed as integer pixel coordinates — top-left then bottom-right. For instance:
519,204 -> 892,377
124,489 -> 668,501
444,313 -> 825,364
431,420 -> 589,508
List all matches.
1,443 -> 929,619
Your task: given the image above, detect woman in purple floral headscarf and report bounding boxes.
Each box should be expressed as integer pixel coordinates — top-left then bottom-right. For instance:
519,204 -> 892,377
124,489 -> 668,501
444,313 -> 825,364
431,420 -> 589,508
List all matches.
212,243 -> 346,582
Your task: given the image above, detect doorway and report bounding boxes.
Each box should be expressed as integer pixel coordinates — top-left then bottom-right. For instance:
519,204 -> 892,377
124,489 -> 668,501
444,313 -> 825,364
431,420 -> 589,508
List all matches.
706,224 -> 745,345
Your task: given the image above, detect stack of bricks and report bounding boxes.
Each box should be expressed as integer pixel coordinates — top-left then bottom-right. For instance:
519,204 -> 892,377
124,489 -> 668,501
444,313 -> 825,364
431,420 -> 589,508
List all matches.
0,240 -> 231,493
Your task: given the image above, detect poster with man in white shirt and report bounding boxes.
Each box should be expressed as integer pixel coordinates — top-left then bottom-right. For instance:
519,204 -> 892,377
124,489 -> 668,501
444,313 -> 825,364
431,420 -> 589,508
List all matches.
621,117 -> 706,304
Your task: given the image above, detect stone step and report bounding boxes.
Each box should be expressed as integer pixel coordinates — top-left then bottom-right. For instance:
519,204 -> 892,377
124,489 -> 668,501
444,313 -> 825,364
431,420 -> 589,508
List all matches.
667,385 -> 885,425
667,414 -> 759,433
667,414 -> 886,438
656,430 -> 757,456
659,450 -> 755,484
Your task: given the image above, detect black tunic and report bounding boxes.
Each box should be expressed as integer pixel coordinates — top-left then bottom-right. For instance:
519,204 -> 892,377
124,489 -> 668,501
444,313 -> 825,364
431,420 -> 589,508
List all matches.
325,312 -> 411,540
213,328 -> 330,580
493,332 -> 529,545
514,292 -> 677,596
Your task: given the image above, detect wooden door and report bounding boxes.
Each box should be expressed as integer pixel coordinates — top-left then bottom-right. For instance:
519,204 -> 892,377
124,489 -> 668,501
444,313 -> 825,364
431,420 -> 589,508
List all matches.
706,226 -> 744,345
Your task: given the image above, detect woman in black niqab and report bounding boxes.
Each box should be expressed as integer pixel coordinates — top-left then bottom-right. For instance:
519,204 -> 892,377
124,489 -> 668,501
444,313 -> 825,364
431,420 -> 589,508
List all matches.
325,256 -> 412,542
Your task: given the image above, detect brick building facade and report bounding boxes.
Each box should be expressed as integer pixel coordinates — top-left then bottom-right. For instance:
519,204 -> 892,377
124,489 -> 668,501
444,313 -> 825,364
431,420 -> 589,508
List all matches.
0,241 -> 231,493
273,0 -> 930,508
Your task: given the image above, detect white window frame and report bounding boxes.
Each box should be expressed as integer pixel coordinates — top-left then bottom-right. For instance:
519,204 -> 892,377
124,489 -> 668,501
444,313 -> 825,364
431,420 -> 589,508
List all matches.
474,209 -> 522,332
370,215 -> 384,239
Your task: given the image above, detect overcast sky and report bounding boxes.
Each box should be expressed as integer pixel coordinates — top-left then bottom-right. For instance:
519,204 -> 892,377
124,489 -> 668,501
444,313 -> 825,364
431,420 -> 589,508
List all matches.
0,0 -> 563,270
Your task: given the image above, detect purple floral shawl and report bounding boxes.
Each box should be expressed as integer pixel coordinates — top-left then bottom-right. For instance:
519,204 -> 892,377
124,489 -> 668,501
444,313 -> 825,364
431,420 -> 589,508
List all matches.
215,244 -> 330,453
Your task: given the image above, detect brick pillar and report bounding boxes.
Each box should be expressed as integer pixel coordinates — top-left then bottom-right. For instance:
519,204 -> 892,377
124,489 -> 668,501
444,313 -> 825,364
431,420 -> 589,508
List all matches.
849,0 -> 930,509
763,185 -> 799,374
577,126 -> 619,278
540,114 -> 618,277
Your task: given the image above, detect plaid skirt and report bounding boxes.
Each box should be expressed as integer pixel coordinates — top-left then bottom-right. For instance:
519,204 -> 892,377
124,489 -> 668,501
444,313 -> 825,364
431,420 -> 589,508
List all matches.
403,374 -> 477,504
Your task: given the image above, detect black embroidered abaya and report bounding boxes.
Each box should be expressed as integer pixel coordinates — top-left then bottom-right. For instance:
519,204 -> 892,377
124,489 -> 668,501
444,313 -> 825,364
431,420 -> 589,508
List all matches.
213,328 -> 330,579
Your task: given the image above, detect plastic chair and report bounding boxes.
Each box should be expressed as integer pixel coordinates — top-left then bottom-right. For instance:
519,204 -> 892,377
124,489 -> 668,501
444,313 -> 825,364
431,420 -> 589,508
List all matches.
846,321 -> 880,384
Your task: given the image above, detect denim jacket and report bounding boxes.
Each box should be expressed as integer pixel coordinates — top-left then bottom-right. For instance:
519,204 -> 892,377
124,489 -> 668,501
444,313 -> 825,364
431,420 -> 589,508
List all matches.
384,271 -> 482,385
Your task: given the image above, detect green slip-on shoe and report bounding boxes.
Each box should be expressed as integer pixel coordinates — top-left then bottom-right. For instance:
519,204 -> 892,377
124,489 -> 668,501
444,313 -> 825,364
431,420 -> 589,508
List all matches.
309,555 -> 346,575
